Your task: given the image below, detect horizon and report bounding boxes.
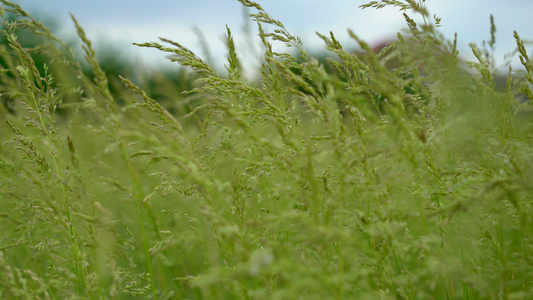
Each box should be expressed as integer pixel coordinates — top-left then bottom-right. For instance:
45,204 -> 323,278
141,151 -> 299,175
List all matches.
9,0 -> 533,73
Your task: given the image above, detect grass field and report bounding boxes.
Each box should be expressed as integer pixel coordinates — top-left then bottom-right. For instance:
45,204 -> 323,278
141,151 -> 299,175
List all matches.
1,0 -> 533,299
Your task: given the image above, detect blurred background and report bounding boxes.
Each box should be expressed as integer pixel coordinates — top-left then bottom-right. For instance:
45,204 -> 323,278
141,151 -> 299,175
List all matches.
9,0 -> 533,73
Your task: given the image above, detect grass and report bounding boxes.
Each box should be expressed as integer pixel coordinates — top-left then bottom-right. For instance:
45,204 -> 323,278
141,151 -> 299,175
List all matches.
1,0 -> 533,299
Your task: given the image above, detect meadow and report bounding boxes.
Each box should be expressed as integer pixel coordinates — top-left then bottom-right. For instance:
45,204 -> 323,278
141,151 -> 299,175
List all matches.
1,0 -> 533,299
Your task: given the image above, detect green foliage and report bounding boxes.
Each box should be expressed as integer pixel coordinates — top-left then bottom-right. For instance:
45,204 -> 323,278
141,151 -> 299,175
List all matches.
1,0 -> 533,299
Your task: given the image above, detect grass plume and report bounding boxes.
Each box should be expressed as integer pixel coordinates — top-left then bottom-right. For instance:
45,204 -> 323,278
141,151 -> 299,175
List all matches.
1,0 -> 533,299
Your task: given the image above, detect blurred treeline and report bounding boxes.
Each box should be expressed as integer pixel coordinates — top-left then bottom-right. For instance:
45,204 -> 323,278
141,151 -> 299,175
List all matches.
0,9 -> 524,120
0,11 -> 200,118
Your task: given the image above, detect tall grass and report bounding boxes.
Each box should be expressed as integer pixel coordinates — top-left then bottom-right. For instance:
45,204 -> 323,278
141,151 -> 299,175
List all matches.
1,0 -> 533,299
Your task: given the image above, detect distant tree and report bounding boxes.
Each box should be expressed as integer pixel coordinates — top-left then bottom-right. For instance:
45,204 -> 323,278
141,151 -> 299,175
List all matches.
0,9 -> 201,118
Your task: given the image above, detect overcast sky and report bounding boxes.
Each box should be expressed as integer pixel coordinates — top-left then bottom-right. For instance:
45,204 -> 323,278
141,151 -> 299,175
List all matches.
9,0 -> 533,72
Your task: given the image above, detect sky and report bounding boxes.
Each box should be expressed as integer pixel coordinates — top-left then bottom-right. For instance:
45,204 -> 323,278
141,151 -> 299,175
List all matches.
8,0 -> 533,73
